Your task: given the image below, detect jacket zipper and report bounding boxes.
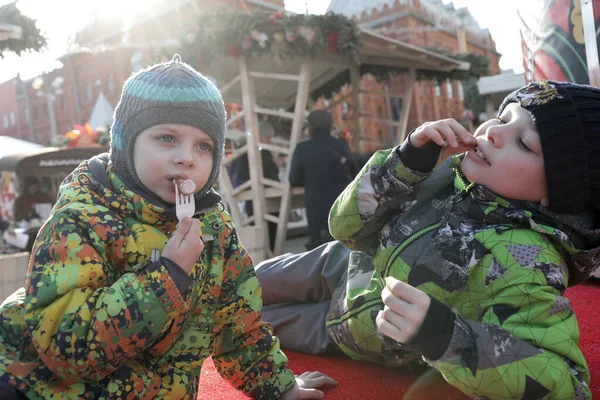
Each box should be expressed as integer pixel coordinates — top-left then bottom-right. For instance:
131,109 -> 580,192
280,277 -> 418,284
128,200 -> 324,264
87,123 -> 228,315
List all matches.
383,222 -> 442,277
326,222 -> 441,327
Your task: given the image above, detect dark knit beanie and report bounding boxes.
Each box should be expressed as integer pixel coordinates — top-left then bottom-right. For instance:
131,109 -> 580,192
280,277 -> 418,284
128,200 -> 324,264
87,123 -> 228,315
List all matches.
498,80 -> 600,214
110,54 -> 226,201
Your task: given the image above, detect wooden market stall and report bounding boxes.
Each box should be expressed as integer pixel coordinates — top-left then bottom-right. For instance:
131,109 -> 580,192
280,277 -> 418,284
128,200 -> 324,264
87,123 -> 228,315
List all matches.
180,12 -> 469,262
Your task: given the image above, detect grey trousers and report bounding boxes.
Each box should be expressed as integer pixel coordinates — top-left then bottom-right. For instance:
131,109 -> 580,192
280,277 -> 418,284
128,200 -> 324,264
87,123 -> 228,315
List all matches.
255,241 -> 351,354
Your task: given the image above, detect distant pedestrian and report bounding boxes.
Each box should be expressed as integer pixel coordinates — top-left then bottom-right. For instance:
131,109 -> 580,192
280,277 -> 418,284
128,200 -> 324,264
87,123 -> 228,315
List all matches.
289,110 -> 359,250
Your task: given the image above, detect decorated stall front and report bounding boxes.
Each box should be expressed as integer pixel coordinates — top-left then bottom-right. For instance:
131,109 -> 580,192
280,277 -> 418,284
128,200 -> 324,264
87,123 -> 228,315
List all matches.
175,10 -> 470,262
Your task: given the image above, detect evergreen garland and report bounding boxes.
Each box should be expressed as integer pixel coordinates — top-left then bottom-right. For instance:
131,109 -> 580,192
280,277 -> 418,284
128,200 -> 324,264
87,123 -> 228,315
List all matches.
177,9 -> 362,68
0,2 -> 46,58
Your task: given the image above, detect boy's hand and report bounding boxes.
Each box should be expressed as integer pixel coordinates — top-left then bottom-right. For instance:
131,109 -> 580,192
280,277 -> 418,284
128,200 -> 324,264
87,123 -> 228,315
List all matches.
376,277 -> 431,344
162,217 -> 203,275
280,371 -> 338,399
410,118 -> 476,166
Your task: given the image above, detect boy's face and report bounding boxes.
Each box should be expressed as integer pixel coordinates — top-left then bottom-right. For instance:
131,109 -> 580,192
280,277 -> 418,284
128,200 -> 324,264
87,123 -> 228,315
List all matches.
133,123 -> 214,204
461,103 -> 549,205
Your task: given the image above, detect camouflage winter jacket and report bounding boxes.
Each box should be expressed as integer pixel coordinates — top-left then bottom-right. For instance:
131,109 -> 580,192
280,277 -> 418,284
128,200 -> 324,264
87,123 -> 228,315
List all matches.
0,158 -> 295,399
328,147 -> 600,399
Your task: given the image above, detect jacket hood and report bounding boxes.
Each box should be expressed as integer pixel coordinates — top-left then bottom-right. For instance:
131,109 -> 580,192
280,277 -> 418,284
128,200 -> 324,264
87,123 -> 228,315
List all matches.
451,156 -> 600,286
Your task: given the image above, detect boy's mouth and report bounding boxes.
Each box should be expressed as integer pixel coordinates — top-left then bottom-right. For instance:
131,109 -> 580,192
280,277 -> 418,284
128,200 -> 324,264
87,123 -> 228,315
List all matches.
473,146 -> 490,165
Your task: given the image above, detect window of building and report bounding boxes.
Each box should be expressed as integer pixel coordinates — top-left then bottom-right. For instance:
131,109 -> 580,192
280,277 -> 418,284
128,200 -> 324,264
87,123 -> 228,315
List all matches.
391,97 -> 403,121
446,79 -> 454,98
458,82 -> 464,100
86,83 -> 93,102
24,108 -> 29,124
3,114 -> 8,128
377,106 -> 383,118
378,129 -> 384,142
435,81 -> 441,97
107,74 -> 115,93
9,112 -> 15,126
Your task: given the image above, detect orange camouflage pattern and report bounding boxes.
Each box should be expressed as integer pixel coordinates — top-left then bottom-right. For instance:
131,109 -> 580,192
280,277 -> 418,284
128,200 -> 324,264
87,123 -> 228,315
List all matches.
0,160 -> 295,399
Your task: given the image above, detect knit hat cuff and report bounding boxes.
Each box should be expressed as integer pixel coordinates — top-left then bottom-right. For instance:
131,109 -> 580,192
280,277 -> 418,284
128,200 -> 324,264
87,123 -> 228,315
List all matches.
110,106 -> 225,199
526,101 -> 590,213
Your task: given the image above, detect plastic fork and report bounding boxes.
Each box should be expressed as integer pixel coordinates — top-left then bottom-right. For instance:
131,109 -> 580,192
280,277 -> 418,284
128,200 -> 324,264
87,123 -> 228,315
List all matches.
174,182 -> 195,221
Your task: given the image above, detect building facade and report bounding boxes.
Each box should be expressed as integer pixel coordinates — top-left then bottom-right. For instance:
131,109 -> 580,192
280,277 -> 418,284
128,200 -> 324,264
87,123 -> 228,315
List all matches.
327,0 -> 501,153
0,0 -> 283,145
0,0 -> 500,152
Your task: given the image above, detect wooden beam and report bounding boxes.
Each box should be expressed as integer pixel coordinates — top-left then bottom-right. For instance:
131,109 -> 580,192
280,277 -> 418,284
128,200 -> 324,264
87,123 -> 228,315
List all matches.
218,169 -> 243,226
220,75 -> 241,96
232,180 -> 251,196
263,213 -> 280,224
250,71 -> 300,81
256,142 -> 289,155
255,106 -> 295,120
220,145 -> 248,166
260,177 -> 284,189
274,60 -> 312,255
226,110 -> 245,128
242,215 -> 256,226
396,68 -> 417,144
239,57 -> 268,236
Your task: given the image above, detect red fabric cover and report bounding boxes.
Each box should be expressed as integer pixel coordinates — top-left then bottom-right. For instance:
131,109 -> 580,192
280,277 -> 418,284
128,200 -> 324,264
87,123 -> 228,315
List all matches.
198,281 -> 600,399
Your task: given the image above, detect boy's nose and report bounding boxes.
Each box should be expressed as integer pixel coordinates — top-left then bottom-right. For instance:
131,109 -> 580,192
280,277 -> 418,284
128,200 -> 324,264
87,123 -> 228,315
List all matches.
486,127 -> 502,147
173,152 -> 195,168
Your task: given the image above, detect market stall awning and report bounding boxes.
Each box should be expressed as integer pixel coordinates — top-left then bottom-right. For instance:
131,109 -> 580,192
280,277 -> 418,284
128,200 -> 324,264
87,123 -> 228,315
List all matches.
0,147 -> 107,176
0,136 -> 43,159
209,28 -> 469,107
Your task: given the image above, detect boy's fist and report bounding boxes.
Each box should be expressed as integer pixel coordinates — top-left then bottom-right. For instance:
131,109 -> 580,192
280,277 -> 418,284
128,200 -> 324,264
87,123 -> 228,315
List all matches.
162,217 -> 204,274
410,118 -> 476,166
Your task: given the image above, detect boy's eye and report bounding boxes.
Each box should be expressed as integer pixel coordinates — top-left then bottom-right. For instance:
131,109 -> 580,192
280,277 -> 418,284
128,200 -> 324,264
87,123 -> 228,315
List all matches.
197,142 -> 212,151
518,137 -> 532,153
158,135 -> 174,143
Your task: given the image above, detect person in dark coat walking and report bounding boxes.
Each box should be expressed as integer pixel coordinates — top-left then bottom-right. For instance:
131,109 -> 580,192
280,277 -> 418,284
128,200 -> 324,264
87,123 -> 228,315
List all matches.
289,110 -> 359,250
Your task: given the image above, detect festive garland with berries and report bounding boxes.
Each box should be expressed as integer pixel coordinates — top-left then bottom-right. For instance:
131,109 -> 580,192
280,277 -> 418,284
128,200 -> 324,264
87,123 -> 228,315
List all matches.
178,10 -> 362,68
0,2 -> 46,58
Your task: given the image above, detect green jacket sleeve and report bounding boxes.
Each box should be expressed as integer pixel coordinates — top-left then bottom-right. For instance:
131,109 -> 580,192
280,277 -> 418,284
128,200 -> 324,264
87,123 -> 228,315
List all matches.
329,147 -> 430,252
426,234 -> 591,399
211,224 -> 295,399
23,205 -> 189,384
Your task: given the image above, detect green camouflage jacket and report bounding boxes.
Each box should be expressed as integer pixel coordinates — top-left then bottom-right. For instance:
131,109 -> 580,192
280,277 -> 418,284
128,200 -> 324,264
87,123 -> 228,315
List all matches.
328,148 -> 600,399
0,158 -> 294,399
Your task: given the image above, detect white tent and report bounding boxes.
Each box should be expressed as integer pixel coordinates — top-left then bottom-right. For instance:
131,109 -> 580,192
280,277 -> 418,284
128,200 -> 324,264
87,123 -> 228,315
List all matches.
89,92 -> 115,130
0,136 -> 43,160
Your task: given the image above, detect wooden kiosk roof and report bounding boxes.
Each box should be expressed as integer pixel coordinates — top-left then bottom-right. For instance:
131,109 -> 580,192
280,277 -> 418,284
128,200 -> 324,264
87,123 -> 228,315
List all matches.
214,28 -> 469,106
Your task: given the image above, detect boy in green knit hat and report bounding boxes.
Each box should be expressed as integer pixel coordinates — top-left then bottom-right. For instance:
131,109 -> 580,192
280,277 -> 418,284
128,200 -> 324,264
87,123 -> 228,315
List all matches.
0,55 -> 335,399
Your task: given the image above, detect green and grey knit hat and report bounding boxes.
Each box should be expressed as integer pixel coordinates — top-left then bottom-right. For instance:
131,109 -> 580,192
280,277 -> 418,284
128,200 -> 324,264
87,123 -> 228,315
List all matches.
110,54 -> 226,201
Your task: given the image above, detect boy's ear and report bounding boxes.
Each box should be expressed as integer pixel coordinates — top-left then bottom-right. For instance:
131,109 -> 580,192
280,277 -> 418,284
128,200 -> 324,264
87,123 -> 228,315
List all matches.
540,197 -> 549,207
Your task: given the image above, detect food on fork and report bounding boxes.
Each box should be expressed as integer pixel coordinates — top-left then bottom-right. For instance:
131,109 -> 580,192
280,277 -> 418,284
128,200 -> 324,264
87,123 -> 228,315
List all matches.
173,178 -> 196,195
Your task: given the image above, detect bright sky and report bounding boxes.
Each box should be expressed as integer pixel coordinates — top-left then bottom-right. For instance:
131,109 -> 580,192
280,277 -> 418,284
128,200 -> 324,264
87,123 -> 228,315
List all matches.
0,0 -> 523,84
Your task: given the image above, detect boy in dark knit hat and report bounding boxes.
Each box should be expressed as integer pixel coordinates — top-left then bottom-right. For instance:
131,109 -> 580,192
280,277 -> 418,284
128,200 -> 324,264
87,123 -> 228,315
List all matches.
256,80 -> 600,399
0,55 -> 335,399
